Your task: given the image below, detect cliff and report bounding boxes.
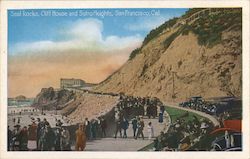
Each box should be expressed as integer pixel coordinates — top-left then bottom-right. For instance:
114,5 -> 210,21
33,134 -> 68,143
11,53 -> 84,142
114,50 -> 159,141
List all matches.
32,87 -> 75,110
94,8 -> 242,103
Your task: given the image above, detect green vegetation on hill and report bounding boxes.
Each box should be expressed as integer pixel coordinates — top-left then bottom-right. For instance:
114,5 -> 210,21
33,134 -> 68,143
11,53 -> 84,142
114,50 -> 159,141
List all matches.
183,10 -> 242,47
129,9 -> 242,60
129,48 -> 141,60
163,9 -> 242,49
182,8 -> 205,19
163,25 -> 186,49
128,17 -> 178,60
142,17 -> 178,46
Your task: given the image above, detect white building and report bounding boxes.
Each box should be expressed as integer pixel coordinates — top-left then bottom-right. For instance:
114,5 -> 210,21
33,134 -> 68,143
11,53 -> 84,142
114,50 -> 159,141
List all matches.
60,78 -> 85,89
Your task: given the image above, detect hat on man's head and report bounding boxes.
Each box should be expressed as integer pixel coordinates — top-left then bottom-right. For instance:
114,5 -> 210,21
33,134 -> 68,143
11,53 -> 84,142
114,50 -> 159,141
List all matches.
14,124 -> 20,128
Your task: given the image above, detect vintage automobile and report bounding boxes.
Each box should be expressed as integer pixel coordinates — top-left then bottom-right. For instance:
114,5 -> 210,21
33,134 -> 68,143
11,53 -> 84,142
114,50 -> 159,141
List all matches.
211,132 -> 242,151
179,96 -> 203,107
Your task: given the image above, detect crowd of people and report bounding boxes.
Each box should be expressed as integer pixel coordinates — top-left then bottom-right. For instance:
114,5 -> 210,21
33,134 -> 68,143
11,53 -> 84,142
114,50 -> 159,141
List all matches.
179,97 -> 236,128
83,117 -> 107,140
112,94 -> 165,140
8,115 -> 111,151
8,93 -> 168,151
153,113 -> 213,151
8,117 -> 73,151
180,99 -> 221,116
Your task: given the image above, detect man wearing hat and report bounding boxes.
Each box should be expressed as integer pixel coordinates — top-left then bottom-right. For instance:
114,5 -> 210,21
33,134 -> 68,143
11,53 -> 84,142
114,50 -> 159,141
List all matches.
135,117 -> 145,140
132,117 -> 138,138
20,126 -> 28,150
36,118 -> 43,150
13,124 -> 21,150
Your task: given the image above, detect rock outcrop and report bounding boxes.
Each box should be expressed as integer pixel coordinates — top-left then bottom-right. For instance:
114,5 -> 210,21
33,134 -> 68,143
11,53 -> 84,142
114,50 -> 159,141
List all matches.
15,95 -> 27,101
32,87 -> 75,110
61,92 -> 119,123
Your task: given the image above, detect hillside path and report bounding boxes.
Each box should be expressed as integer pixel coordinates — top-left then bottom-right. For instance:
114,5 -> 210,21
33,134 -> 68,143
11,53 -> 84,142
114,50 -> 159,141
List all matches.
164,102 -> 220,126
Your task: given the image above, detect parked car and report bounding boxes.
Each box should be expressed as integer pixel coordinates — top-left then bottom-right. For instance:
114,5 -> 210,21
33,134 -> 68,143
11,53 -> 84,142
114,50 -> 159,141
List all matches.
211,132 -> 242,151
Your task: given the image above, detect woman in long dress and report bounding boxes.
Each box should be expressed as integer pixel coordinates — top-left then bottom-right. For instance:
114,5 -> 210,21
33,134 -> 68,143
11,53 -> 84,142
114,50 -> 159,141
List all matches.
75,124 -> 87,151
147,122 -> 154,140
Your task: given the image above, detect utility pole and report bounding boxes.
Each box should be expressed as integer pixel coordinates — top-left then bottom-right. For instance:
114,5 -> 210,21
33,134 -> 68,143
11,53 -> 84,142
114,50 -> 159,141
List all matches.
172,71 -> 177,101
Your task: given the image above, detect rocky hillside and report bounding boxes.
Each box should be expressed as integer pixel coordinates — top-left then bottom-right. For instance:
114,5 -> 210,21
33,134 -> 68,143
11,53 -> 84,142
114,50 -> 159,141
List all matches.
95,8 -> 242,103
32,87 -> 119,121
32,87 -> 75,110
61,92 -> 119,123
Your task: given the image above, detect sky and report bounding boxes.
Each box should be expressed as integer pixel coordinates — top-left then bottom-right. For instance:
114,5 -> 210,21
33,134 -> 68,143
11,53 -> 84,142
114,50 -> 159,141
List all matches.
8,8 -> 188,97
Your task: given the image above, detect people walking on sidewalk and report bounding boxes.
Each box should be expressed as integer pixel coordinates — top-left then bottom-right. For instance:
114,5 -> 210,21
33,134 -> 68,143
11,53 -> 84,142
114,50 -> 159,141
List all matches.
114,119 -> 122,138
135,117 -> 144,140
100,118 -> 107,138
121,117 -> 129,138
75,124 -> 86,151
132,117 -> 138,138
159,110 -> 164,123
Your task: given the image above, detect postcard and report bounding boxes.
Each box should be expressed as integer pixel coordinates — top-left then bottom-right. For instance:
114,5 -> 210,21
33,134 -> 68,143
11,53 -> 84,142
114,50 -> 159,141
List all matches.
0,0 -> 249,159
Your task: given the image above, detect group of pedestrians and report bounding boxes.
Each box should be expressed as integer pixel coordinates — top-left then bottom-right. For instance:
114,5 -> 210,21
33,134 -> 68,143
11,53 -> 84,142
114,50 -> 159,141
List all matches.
112,94 -> 161,140
8,113 -> 110,151
114,115 -> 154,140
116,94 -> 162,118
8,118 -> 71,151
83,117 -> 107,140
8,93 -> 165,151
153,114 -> 213,151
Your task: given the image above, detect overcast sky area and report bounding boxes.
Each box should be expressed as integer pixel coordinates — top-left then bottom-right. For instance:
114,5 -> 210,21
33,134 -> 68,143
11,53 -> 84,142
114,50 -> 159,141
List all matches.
8,8 -> 188,97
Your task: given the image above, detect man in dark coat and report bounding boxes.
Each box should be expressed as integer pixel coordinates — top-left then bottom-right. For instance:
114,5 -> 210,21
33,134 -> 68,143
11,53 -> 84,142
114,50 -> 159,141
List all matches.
131,117 -> 138,138
84,118 -> 91,140
36,118 -> 43,150
100,118 -> 107,138
135,117 -> 144,140
114,119 -> 122,138
54,127 -> 62,151
20,126 -> 28,150
158,111 -> 164,123
121,117 -> 129,138
91,120 -> 97,139
13,124 -> 21,151
42,124 -> 55,151
146,106 -> 151,118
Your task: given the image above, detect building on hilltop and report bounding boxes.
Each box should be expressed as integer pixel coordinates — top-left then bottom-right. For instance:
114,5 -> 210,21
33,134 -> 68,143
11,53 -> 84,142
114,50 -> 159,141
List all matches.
60,78 -> 85,89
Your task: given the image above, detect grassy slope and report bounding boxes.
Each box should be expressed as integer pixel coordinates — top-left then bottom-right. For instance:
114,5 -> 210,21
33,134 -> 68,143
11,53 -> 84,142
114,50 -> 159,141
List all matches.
139,106 -> 203,151
165,106 -> 203,123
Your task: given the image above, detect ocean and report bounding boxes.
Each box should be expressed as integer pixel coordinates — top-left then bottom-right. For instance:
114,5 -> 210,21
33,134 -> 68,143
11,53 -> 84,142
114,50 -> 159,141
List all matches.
8,98 -> 34,107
